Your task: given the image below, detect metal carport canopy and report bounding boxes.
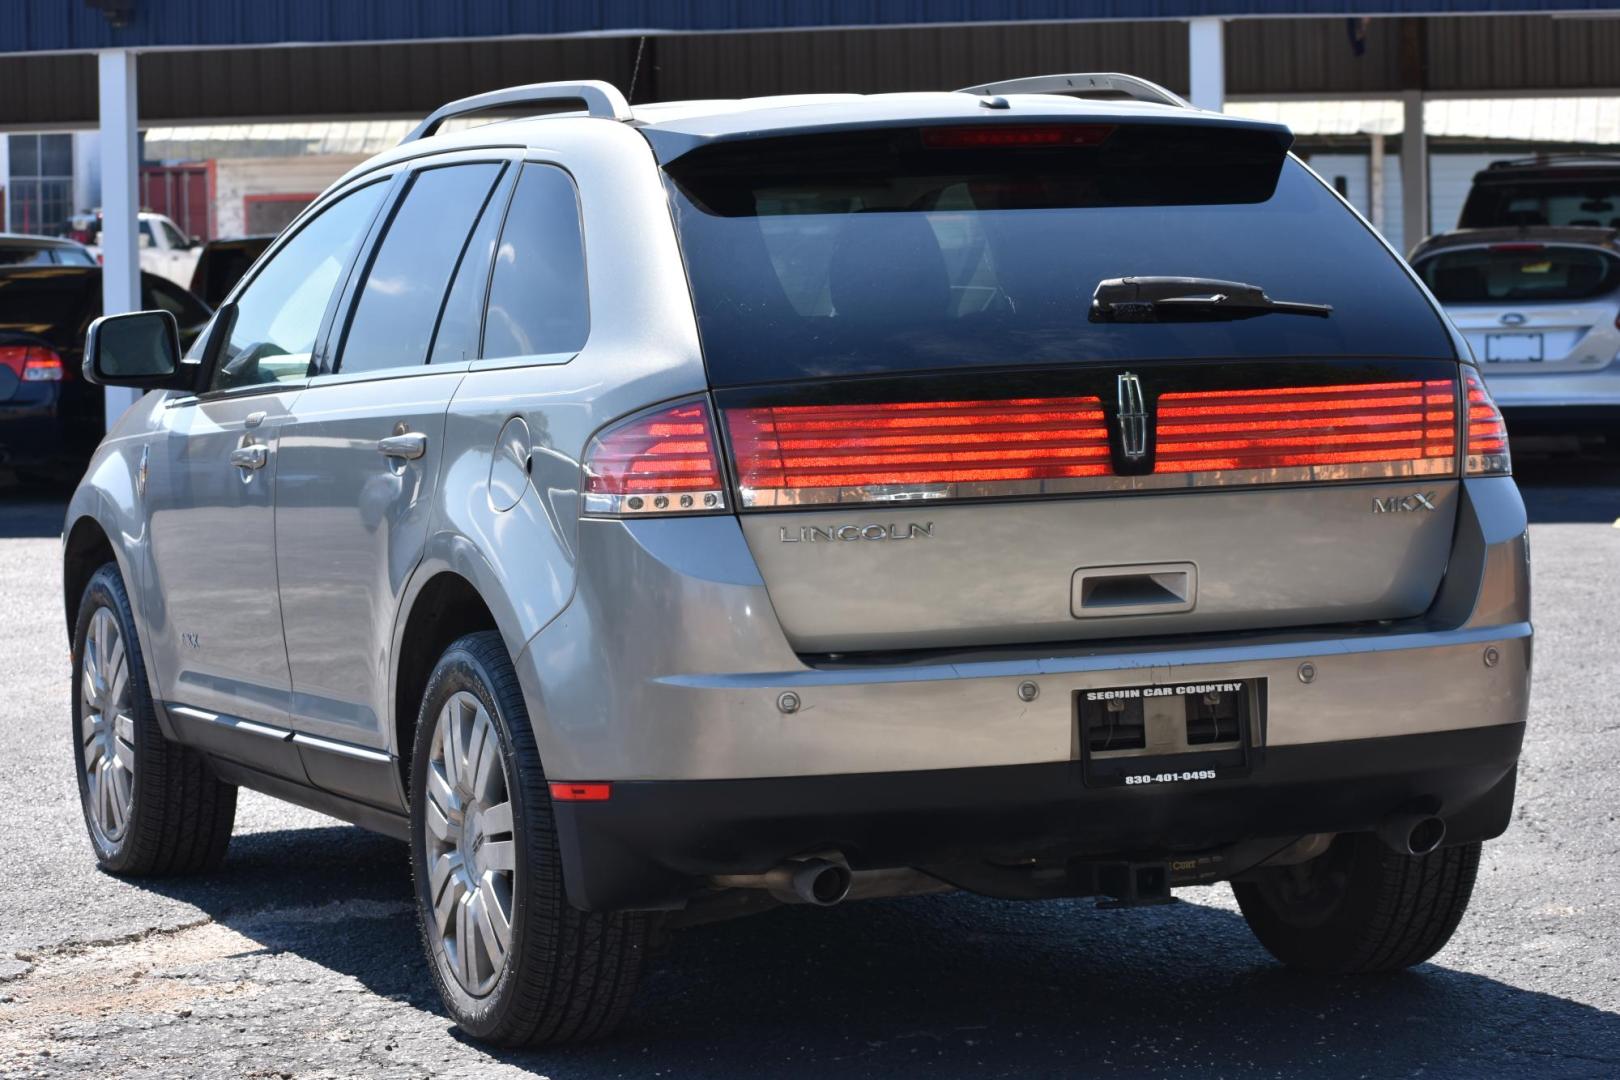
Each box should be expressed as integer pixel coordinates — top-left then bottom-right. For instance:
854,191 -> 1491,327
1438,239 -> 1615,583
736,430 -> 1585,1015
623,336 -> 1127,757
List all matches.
3,0 -> 1616,423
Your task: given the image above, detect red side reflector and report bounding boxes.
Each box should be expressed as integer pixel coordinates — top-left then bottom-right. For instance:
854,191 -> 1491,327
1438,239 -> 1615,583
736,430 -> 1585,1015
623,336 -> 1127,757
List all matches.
549,781 -> 612,802
1463,370 -> 1511,476
582,398 -> 727,515
0,344 -> 64,382
921,124 -> 1115,149
1154,381 -> 1458,474
725,397 -> 1110,507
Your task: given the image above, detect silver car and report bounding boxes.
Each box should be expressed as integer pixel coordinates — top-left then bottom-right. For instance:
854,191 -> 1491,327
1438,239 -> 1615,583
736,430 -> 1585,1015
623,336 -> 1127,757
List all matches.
64,74 -> 1531,1046
1411,226 -> 1620,440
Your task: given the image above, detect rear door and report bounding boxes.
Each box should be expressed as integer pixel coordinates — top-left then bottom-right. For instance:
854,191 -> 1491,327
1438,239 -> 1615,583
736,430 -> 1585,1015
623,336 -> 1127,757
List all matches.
272,157 -> 513,806
661,121 -> 1466,653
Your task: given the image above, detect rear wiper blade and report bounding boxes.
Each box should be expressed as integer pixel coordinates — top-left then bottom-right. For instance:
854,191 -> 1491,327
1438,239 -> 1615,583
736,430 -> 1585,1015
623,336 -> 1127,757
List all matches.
1090,276 -> 1333,323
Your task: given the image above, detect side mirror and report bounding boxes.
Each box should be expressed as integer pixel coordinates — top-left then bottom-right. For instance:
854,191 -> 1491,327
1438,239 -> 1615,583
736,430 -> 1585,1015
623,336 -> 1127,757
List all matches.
83,310 -> 196,391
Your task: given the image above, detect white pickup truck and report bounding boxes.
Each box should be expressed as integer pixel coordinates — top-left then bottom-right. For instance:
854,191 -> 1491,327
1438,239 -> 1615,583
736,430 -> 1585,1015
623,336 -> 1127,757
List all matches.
84,211 -> 202,290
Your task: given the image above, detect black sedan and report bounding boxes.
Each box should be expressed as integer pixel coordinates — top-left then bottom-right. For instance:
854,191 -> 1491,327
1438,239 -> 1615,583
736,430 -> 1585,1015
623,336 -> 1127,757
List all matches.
0,266 -> 210,483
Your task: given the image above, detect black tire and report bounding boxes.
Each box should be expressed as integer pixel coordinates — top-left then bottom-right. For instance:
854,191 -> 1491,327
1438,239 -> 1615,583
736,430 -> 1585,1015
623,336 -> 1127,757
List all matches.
408,630 -> 653,1046
1234,833 -> 1480,974
71,562 -> 236,875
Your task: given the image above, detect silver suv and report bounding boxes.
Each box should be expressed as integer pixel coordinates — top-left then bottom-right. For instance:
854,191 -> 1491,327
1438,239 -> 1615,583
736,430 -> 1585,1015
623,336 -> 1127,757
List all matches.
65,75 -> 1531,1046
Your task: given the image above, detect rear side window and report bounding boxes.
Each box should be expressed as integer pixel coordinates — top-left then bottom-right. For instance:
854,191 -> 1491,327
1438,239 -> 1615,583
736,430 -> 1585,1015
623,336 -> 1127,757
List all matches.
1416,245 -> 1620,304
664,126 -> 1453,386
482,164 -> 589,361
429,172 -> 511,365
338,163 -> 503,376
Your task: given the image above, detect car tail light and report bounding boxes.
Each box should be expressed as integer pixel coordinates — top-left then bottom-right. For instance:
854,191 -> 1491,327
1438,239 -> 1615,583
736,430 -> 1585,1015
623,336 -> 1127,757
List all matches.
1463,370 -> 1511,476
0,344 -> 65,382
921,124 -> 1116,149
1155,380 -> 1458,476
724,397 -> 1111,508
582,398 -> 727,516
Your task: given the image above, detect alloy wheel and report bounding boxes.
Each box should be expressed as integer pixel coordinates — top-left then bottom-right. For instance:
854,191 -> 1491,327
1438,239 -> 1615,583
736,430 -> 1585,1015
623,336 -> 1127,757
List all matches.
423,690 -> 517,997
80,606 -> 136,846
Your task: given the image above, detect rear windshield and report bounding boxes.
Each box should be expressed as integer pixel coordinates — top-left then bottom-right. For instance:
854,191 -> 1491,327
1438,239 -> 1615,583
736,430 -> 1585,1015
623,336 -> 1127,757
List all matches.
0,270 -> 94,332
1460,178 -> 1620,229
1416,245 -> 1620,303
0,246 -> 55,267
664,127 -> 1451,386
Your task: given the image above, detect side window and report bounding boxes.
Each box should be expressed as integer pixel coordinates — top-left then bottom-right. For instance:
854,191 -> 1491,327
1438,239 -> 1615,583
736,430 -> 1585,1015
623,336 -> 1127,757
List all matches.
137,220 -> 154,248
211,181 -> 386,391
336,163 -> 502,376
429,174 -> 511,365
159,219 -> 188,248
141,275 -> 209,329
482,164 -> 589,361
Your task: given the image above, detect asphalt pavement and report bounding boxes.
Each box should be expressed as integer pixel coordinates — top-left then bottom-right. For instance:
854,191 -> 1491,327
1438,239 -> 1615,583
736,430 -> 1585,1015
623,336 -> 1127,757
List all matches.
1,458 -> 1617,1079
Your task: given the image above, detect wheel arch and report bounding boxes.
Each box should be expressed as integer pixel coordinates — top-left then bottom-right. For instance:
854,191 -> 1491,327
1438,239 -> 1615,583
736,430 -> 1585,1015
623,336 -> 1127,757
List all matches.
63,513 -> 119,641
390,566 -> 504,798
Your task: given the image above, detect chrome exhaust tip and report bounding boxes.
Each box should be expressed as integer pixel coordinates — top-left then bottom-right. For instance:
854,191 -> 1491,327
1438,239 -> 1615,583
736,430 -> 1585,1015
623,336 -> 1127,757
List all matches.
1378,812 -> 1446,856
712,857 -> 853,906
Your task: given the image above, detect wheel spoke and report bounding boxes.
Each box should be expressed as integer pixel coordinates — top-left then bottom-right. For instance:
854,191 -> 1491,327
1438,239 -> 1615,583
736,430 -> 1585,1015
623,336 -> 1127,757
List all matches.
108,766 -> 131,833
477,875 -> 511,956
480,839 -> 515,873
464,706 -> 490,795
113,721 -> 136,772
96,760 -> 116,831
105,632 -> 128,707
480,800 -> 512,839
442,699 -> 466,790
470,716 -> 500,803
455,894 -> 477,986
429,852 -> 466,935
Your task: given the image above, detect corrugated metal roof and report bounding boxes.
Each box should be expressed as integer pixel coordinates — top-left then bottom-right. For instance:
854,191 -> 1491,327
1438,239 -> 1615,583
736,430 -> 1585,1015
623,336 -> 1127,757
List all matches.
2,1 -> 1615,56
5,13 -> 1620,129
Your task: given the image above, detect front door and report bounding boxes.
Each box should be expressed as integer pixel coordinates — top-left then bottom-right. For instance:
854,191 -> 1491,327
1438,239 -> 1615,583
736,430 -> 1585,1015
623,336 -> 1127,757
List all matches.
142,177 -> 391,758
273,159 -> 509,807
145,388 -> 300,723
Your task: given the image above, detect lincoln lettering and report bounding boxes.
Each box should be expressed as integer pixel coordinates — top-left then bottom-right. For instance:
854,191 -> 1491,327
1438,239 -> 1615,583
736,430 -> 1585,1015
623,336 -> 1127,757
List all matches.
779,522 -> 935,543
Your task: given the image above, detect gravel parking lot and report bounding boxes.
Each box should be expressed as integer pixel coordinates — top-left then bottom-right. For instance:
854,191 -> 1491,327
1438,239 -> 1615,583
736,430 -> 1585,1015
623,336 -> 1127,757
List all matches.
2,457 -> 1618,1079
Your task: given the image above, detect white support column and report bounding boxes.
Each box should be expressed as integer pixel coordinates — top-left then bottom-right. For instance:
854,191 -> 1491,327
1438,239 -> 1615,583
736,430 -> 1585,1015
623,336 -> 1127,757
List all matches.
1400,90 -> 1428,258
1187,18 -> 1225,112
1369,132 -> 1387,232
98,49 -> 142,425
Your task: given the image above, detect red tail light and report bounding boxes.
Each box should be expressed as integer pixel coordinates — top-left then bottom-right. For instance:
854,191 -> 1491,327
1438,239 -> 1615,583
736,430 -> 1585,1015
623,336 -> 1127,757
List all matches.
725,397 -> 1111,508
1155,380 -> 1458,476
1463,370 -> 1511,476
0,344 -> 65,383
582,398 -> 727,516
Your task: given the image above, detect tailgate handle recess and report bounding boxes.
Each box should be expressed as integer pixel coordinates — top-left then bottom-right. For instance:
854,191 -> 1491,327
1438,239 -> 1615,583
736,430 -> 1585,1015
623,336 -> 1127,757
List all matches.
1072,562 -> 1197,618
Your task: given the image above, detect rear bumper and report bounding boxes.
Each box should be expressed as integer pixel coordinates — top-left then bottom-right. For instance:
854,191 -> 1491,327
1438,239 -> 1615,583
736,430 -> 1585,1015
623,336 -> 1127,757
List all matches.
514,475 -> 1532,910
555,724 -> 1523,910
1480,362 -> 1620,421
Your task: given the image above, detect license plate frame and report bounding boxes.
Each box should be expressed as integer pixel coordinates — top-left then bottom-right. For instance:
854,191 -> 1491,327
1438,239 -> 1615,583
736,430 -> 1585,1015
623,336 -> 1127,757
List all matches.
1484,332 -> 1544,363
1075,678 -> 1264,789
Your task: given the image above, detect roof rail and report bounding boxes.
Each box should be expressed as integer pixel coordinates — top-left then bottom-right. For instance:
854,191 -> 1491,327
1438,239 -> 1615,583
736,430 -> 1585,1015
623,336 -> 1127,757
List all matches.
1486,153 -> 1620,170
403,80 -> 632,143
956,72 -> 1190,110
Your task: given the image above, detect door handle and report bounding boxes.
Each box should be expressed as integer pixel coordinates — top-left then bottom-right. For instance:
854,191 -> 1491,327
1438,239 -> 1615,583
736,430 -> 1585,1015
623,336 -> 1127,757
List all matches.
378,432 -> 428,461
229,444 -> 268,471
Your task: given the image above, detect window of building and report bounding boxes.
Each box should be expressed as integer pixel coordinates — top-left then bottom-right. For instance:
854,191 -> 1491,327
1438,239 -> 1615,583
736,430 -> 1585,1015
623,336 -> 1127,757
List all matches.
7,134 -> 74,236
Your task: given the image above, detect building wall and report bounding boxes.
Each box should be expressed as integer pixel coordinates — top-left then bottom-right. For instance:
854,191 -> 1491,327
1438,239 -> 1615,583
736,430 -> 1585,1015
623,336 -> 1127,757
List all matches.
212,153 -> 364,237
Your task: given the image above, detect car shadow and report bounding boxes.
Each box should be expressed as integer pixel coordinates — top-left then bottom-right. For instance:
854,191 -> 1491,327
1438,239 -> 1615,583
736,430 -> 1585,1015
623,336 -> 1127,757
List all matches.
0,478 -> 71,538
132,823 -> 1620,1079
